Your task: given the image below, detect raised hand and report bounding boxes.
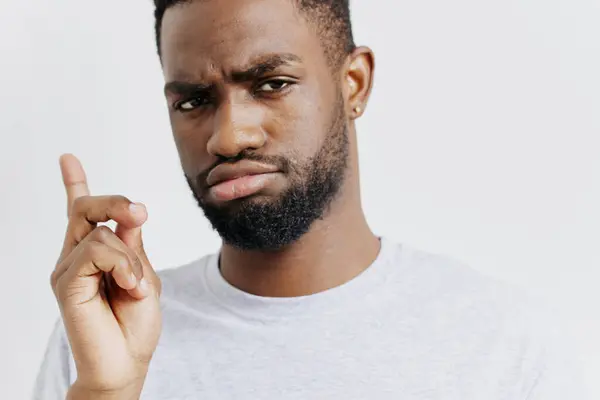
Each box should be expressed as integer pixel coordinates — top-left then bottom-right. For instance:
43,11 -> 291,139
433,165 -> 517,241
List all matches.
51,154 -> 162,399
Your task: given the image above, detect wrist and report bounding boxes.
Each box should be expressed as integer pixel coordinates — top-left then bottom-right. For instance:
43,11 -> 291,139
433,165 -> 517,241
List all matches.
67,378 -> 145,400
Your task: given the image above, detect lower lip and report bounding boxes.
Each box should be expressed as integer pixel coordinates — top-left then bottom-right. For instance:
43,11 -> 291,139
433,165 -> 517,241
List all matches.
208,173 -> 280,202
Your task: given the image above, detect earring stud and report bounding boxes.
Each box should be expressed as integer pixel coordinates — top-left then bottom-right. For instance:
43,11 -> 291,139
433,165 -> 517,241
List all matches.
354,106 -> 362,114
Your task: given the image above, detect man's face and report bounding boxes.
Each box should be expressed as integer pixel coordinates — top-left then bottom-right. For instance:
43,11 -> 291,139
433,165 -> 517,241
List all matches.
161,0 -> 350,250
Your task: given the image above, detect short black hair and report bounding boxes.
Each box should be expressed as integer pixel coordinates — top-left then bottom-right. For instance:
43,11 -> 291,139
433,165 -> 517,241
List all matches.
153,0 -> 356,67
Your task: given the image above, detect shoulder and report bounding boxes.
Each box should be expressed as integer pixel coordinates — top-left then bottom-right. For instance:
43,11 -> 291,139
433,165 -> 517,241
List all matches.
388,239 -> 587,397
392,241 -> 569,340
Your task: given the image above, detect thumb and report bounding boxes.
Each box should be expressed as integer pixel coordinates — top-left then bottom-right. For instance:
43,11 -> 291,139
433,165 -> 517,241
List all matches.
115,202 -> 147,252
116,224 -> 146,258
115,203 -> 160,297
115,202 -> 150,258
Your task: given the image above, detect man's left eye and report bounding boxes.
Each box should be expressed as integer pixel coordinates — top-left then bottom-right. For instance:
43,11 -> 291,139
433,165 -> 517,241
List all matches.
256,80 -> 290,92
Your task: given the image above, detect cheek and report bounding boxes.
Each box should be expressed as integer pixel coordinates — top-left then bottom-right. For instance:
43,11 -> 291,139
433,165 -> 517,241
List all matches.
268,85 -> 331,159
170,114 -> 212,175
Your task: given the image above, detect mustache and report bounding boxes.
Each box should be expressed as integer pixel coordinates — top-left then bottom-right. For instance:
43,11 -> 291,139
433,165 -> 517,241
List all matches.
193,150 -> 294,189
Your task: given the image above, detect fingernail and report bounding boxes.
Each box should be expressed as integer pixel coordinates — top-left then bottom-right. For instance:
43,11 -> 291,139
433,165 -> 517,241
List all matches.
129,203 -> 145,216
139,277 -> 149,293
128,272 -> 138,287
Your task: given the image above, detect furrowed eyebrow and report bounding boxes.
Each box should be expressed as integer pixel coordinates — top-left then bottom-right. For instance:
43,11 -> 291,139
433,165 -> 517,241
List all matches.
163,53 -> 303,94
164,81 -> 212,97
231,53 -> 303,82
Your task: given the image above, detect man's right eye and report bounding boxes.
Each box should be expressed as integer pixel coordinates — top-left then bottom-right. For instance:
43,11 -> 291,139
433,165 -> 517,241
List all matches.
175,96 -> 210,112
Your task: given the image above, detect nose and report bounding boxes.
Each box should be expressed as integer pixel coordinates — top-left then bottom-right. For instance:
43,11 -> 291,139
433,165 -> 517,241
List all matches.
207,99 -> 267,159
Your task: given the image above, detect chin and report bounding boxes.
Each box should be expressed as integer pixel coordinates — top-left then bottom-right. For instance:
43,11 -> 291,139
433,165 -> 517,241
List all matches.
202,192 -> 278,211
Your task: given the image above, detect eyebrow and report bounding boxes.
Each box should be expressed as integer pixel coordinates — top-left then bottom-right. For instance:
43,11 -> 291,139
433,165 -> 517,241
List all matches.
164,53 -> 303,96
231,53 -> 303,82
164,81 -> 211,98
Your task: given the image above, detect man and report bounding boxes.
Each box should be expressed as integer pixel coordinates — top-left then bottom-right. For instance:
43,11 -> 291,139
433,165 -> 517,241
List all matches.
34,0 -> 585,399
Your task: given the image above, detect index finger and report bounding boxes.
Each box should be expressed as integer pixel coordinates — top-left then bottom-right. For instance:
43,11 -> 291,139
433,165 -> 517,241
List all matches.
59,153 -> 90,217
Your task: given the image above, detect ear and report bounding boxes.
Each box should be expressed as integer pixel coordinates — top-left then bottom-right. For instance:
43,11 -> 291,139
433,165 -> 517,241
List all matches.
342,46 -> 375,120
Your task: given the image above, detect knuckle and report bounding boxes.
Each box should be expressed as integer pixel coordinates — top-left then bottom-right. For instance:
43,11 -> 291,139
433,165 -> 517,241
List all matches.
71,196 -> 89,214
83,240 -> 103,260
50,269 -> 60,289
53,277 -> 64,298
92,225 -> 113,240
53,273 -> 69,300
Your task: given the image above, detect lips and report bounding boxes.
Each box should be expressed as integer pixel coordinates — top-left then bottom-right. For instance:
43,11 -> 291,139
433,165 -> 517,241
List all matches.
205,160 -> 281,202
206,160 -> 280,187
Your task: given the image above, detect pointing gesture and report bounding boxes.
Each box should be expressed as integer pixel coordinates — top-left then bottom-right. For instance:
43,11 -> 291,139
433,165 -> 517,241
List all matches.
61,153 -> 90,217
52,154 -> 162,398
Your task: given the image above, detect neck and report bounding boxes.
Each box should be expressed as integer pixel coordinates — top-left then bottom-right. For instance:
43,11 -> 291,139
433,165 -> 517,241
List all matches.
219,136 -> 380,297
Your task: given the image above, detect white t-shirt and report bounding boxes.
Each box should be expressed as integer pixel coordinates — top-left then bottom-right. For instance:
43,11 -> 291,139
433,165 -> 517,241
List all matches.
33,238 -> 586,399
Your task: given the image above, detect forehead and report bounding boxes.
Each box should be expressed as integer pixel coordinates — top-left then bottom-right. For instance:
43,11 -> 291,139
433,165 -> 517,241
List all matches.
160,0 -> 323,80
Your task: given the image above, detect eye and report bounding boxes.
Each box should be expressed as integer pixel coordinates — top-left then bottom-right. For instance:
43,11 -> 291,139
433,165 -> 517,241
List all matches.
256,79 -> 292,93
175,96 -> 211,112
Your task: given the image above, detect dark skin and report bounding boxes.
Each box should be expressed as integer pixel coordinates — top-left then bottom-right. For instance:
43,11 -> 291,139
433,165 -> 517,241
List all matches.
52,1 -> 377,397
161,0 -> 379,297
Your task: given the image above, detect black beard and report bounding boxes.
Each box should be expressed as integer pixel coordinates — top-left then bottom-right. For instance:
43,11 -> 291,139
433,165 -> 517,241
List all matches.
186,97 -> 349,251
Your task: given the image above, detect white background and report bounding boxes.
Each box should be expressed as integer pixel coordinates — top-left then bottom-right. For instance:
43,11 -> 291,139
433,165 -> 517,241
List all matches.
1,0 -> 598,398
